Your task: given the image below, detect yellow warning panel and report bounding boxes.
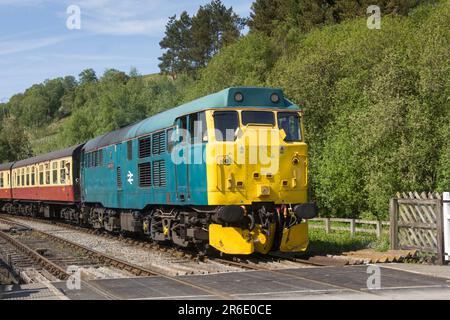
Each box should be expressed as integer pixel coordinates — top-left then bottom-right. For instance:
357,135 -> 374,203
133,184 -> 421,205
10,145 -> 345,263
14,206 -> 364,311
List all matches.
209,224 -> 254,255
279,222 -> 309,252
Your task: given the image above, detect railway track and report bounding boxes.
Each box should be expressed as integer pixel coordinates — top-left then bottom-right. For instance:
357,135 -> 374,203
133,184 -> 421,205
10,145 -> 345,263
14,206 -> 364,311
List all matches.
0,214 -> 351,271
0,214 -> 389,300
0,217 -> 164,279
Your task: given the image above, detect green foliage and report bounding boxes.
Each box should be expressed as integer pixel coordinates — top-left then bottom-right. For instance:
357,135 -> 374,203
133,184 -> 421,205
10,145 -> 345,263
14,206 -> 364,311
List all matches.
78,68 -> 98,85
268,1 -> 450,219
248,0 -> 433,36
0,117 -> 32,162
1,1 -> 448,222
158,0 -> 245,77
61,71 -> 192,146
183,32 -> 278,100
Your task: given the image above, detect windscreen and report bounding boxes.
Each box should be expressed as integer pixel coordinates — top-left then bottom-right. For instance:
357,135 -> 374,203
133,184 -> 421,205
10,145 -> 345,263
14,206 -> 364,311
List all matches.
277,112 -> 302,142
214,111 -> 239,141
241,111 -> 275,126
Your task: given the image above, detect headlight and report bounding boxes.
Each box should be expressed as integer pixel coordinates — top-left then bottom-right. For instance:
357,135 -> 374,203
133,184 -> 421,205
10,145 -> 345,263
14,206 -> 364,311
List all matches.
270,93 -> 280,103
234,92 -> 244,102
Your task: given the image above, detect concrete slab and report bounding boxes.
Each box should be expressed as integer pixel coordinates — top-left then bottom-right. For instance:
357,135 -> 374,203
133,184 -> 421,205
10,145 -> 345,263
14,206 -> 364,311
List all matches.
380,263 -> 450,279
46,265 -> 450,300
1,283 -> 63,300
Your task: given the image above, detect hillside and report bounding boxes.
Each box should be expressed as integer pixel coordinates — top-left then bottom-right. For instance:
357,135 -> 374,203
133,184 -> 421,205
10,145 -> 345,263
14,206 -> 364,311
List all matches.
0,1 -> 448,220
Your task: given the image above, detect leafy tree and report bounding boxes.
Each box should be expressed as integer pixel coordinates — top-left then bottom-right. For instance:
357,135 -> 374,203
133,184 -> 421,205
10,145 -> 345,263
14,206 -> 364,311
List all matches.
158,0 -> 245,76
159,12 -> 194,78
0,117 -> 32,162
78,68 -> 98,85
101,69 -> 130,84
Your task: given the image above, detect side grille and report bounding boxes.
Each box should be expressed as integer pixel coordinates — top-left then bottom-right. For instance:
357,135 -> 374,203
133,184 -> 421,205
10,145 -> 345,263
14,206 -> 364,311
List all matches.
139,136 -> 151,158
138,162 -> 151,187
152,131 -> 166,155
117,167 -> 122,188
152,160 -> 166,187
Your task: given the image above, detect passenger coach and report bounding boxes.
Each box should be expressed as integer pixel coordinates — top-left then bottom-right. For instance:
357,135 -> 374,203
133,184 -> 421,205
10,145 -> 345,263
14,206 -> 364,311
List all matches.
9,145 -> 83,217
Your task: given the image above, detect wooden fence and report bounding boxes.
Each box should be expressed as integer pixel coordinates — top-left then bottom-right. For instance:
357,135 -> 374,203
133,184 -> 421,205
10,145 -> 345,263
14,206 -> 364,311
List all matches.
390,192 -> 444,264
309,218 -> 389,238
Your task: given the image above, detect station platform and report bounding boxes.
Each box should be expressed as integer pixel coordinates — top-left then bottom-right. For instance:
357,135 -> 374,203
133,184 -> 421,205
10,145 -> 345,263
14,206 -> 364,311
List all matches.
2,265 -> 450,300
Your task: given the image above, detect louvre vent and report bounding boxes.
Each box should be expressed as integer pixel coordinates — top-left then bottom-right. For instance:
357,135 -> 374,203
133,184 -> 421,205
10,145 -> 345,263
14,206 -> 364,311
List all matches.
152,131 -> 166,155
138,162 -> 151,187
139,136 -> 151,158
152,160 -> 166,187
117,167 -> 122,188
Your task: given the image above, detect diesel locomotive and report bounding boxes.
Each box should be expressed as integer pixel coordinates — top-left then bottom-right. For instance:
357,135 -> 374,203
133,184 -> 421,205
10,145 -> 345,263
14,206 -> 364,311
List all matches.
0,87 -> 317,255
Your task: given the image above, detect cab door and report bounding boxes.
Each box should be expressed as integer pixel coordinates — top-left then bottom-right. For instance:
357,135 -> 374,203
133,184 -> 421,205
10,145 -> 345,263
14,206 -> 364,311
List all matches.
174,116 -> 189,202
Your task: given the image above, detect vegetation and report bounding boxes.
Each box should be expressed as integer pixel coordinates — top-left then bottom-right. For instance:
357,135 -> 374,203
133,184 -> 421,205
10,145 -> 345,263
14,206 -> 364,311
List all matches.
158,0 -> 246,78
0,0 -> 448,221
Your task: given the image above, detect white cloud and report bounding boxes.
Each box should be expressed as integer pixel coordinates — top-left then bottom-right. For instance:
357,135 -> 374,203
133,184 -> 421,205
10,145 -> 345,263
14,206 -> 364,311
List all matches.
0,36 -> 71,56
84,17 -> 167,36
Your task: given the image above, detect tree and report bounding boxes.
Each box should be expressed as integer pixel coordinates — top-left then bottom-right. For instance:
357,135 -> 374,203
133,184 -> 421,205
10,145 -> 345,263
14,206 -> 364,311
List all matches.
190,0 -> 245,67
101,69 -> 129,84
79,69 -> 98,85
158,12 -> 193,78
0,117 -> 32,162
158,0 -> 245,76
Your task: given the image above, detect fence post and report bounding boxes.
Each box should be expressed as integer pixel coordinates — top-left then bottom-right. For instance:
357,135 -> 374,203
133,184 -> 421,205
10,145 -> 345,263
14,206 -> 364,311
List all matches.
350,219 -> 355,236
390,198 -> 399,250
444,192 -> 450,262
436,197 -> 445,265
376,221 -> 382,239
325,218 -> 331,234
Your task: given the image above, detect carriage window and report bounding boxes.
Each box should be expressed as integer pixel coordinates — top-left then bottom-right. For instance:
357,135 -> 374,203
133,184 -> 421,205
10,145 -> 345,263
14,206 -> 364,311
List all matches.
26,168 -> 30,186
39,165 -> 44,185
66,162 -> 71,181
21,169 -> 24,186
45,164 -> 50,185
277,112 -> 302,142
60,161 -> 66,184
0,173 -> 3,188
31,167 -> 35,186
52,162 -> 58,184
242,111 -> 275,126
213,111 -> 239,142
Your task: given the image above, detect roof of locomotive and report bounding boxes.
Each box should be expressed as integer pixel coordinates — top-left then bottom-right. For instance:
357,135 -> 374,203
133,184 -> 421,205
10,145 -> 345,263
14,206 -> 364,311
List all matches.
0,162 -> 14,171
12,144 -> 84,169
83,87 -> 299,152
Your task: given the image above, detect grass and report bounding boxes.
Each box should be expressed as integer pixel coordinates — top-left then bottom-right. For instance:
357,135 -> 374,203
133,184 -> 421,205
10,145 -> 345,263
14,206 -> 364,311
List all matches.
308,228 -> 390,256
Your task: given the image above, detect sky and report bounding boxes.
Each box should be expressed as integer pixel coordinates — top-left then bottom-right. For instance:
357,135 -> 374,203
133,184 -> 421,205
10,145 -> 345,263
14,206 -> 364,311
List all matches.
0,0 -> 253,102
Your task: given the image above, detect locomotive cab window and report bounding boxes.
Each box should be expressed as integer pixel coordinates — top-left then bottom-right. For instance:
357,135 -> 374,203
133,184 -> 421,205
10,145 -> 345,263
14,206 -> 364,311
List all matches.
213,111 -> 239,142
278,112 -> 302,142
241,111 -> 275,126
167,128 -> 175,152
189,112 -> 208,143
175,116 -> 188,143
